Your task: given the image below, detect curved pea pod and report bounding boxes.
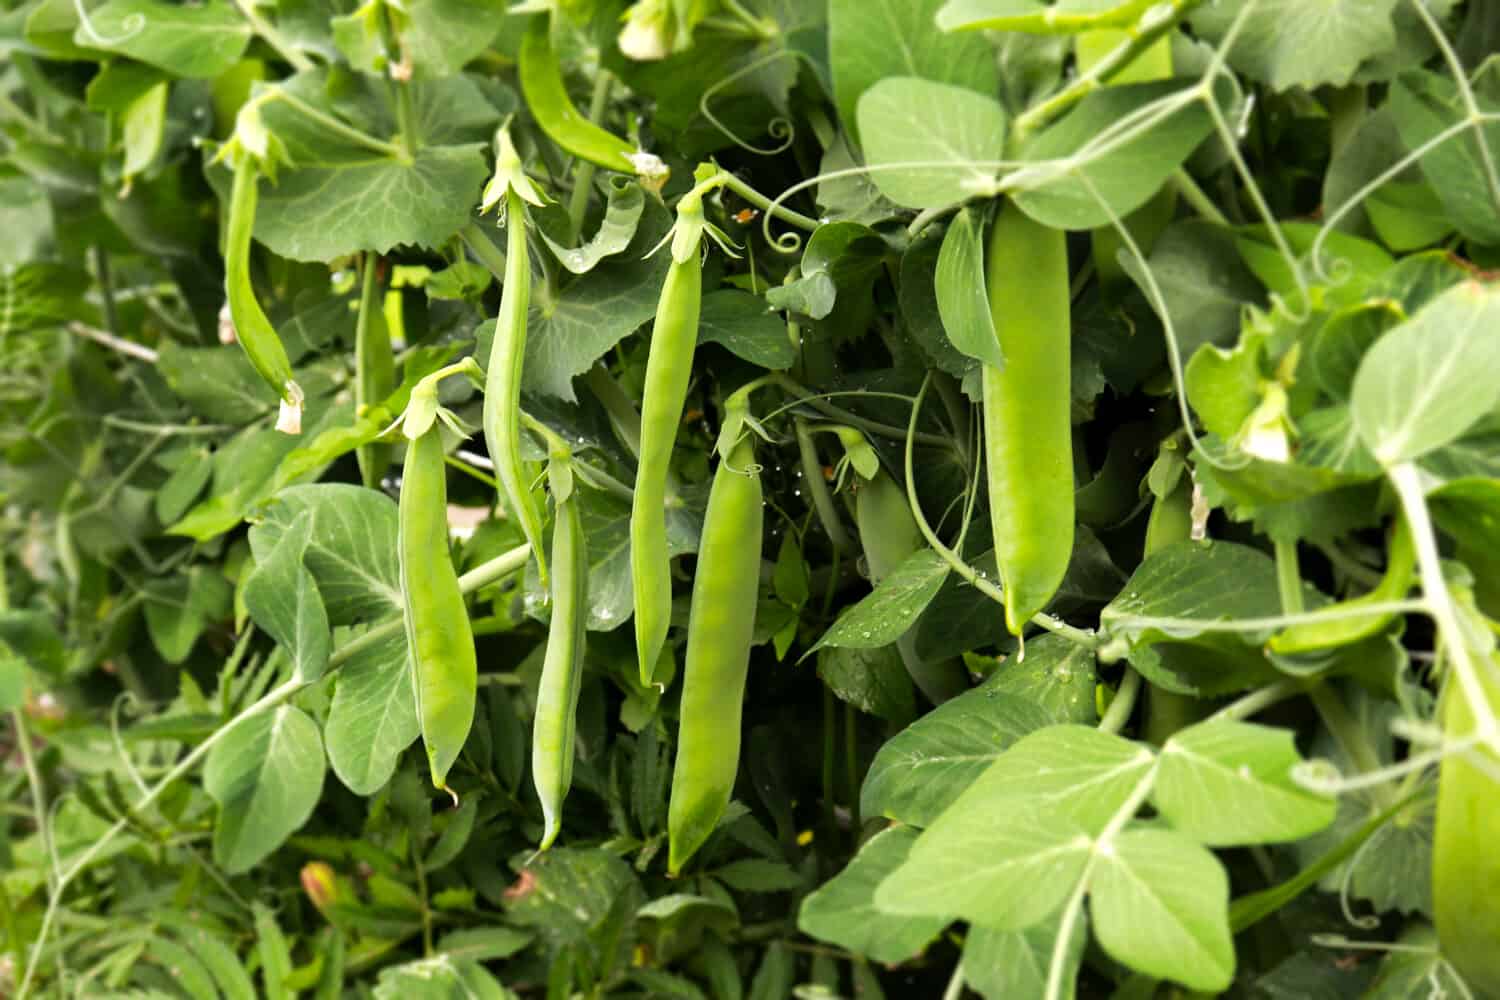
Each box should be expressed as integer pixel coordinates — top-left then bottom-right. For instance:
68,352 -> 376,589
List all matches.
631,203 -> 705,686
518,13 -> 666,185
1433,652 -> 1500,996
354,254 -> 394,489
854,469 -> 967,704
531,469 -> 587,850
224,159 -> 303,434
983,199 -> 1074,634
483,187 -> 550,588
667,434 -> 763,875
1267,516 -> 1415,657
399,428 -> 477,794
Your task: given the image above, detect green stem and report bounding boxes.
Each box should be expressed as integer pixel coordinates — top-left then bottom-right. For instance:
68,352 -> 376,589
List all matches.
1098,667 -> 1142,734
459,220 -> 508,281
583,364 -> 643,460
92,247 -> 120,336
567,70 -> 615,241
232,0 -> 313,72
719,173 -> 821,233
1209,678 -> 1300,723
1274,539 -> 1305,615
1172,168 -> 1229,226
794,417 -> 853,552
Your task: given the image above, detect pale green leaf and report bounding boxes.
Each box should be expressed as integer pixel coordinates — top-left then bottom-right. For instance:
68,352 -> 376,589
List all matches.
1189,0 -> 1400,92
935,207 -> 1004,367
372,956 -> 515,1000
243,512 -> 331,684
798,827 -> 948,963
326,629 -> 417,795
536,178 -> 645,274
857,77 -> 1008,210
75,0 -> 250,77
812,549 -> 949,654
204,705 -> 326,874
961,915 -> 1087,1000
1388,68 -> 1500,246
984,633 -> 1098,724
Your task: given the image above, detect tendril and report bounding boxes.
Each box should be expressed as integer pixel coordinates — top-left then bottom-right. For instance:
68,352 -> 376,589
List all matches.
698,49 -> 811,157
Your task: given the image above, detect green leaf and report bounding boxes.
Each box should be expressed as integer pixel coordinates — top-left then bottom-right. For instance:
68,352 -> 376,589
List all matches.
436,927 -> 534,962
1352,280 -> 1500,466
1155,720 -> 1336,846
697,290 -> 796,370
715,858 -> 804,893
935,207 -> 1004,368
253,904 -> 293,1000
536,178 -> 646,275
502,848 -> 642,951
251,484 -> 402,627
371,0 -> 504,80
243,512 -> 331,684
0,171 -> 54,270
1189,0 -> 1401,92
1090,828 -> 1234,991
857,77 -> 1008,210
205,704 -> 326,873
75,0 -> 251,77
325,629 -> 416,794
1012,80 -> 1215,231
372,956 -> 515,999
1389,68 -> 1500,246
425,796 -> 479,869
811,549 -> 949,654
984,633 -> 1099,724
142,566 -> 233,665
961,915 -> 1087,1000
145,936 -> 220,1000
860,690 -> 1052,826
798,827 -> 947,963
817,645 -> 916,722
829,0 -> 998,146
1120,220 -> 1263,360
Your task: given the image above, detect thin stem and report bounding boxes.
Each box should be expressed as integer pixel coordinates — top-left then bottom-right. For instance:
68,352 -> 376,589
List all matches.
1210,678 -> 1300,723
1308,682 -> 1385,782
67,322 -> 158,364
719,173 -> 821,233
92,247 -> 120,336
1172,168 -> 1229,226
232,0 -> 313,72
794,417 -> 853,552
460,221 -> 508,283
1098,667 -> 1142,735
1274,539 -> 1305,615
567,70 -> 615,241
584,364 -> 643,461
767,375 -> 953,450
12,710 -> 54,894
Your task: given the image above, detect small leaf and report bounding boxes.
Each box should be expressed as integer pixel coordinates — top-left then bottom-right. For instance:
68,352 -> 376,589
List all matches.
798,827 -> 947,963
697,290 -> 796,369
243,512 -> 331,684
935,207 -> 1004,368
817,645 -> 916,722
811,550 -> 949,654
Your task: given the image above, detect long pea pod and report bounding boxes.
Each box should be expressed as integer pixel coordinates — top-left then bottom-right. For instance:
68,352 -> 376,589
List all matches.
484,185 -> 550,588
531,450 -> 587,850
1266,516 -> 1415,657
667,432 -> 763,874
399,366 -> 481,795
983,199 -> 1074,635
224,157 -> 303,434
631,189 -> 707,685
854,468 -> 967,704
1433,651 -> 1500,996
518,13 -> 665,184
354,252 -> 394,489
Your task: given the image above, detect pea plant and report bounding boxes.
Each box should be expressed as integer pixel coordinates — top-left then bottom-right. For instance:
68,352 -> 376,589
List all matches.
5,0 -> 1500,996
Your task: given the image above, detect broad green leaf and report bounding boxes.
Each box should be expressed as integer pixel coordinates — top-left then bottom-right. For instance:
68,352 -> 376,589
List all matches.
798,827 -> 947,964
252,484 -> 402,626
1011,80 -> 1214,231
830,0 -> 998,146
325,628 -> 418,795
698,290 -> 796,370
1155,720 -> 1336,845
1351,281 -> 1500,466
860,690 -> 1052,826
205,705 -> 326,874
243,512 -> 331,683
1389,69 -> 1500,246
875,806 -> 1092,929
637,894 -> 739,964
811,549 -> 949,654
75,0 -> 251,77
536,178 -> 646,274
857,77 -> 1008,210
1120,220 -> 1263,360
1189,0 -> 1401,92
372,956 -> 515,1000
985,633 -> 1098,724
817,645 -> 916,723
502,848 -> 643,950
1100,540 -> 1298,696
156,340 -> 274,424
935,207 -> 1004,368
961,916 -> 1087,1000
1090,828 -> 1234,991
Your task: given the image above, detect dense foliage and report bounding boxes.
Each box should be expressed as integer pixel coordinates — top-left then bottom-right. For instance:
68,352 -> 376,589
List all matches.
5,0 -> 1500,996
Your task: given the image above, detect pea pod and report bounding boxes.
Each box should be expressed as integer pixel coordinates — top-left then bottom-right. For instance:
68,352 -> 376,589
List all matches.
399,372 -> 479,794
483,183 -> 550,588
631,192 -> 706,685
983,199 -> 1074,634
854,468 -> 966,704
1433,652 -> 1500,996
667,433 -> 763,874
518,13 -> 665,184
354,253 -> 394,489
224,158 -> 302,434
1142,478 -> 1204,745
532,451 -> 587,850
1266,516 -> 1415,656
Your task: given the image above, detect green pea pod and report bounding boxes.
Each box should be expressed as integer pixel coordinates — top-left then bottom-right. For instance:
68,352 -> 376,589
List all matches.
667,434 -> 762,874
1267,516 -> 1415,656
1433,652 -> 1500,996
631,200 -> 705,685
983,200 -> 1074,634
519,14 -> 664,183
854,468 -> 967,704
224,158 -> 303,434
483,188 -> 550,588
532,468 -> 587,850
354,253 -> 394,489
399,427 -> 477,794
